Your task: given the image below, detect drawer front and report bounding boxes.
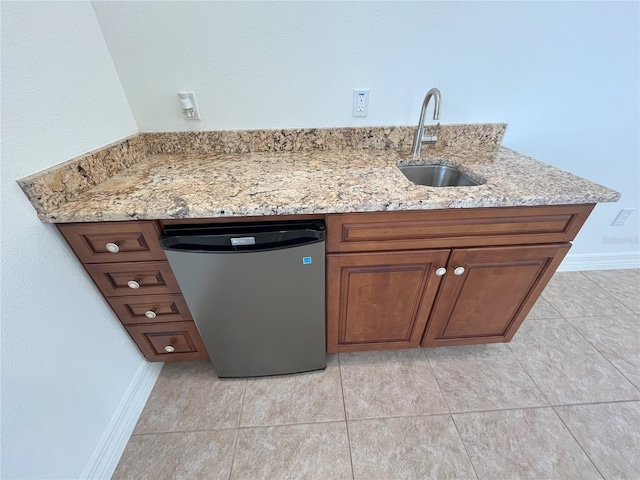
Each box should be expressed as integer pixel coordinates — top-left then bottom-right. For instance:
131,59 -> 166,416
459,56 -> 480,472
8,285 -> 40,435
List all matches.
126,322 -> 209,362
85,261 -> 182,297
58,221 -> 166,263
326,204 -> 594,253
107,294 -> 193,325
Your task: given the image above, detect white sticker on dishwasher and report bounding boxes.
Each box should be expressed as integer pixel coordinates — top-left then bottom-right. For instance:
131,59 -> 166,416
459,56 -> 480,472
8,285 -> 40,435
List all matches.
303,257 -> 312,265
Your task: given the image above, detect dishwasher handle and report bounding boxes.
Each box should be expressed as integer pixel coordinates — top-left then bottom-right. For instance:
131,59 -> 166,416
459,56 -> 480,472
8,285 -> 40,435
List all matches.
160,220 -> 325,253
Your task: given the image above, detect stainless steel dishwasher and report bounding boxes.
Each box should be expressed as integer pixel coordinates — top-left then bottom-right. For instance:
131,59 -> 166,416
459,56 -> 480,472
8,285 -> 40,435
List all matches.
160,220 -> 326,378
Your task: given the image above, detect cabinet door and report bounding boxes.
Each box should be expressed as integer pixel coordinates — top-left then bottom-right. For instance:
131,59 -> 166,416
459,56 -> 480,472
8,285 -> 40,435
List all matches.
421,243 -> 570,347
327,249 -> 450,352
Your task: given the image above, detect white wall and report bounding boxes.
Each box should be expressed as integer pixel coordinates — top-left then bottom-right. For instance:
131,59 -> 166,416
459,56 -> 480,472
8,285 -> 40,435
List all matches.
0,5 -> 636,477
93,0 -> 639,258
1,2 -> 145,478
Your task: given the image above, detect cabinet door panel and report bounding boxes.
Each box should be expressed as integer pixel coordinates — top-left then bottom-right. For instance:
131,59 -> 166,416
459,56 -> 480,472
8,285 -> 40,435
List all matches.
327,249 -> 450,352
422,243 -> 570,347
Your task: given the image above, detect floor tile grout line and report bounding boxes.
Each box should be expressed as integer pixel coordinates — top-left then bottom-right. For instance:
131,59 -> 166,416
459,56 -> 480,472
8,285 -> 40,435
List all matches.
580,269 -> 639,304
228,379 -> 247,480
236,378 -> 249,427
435,399 -> 640,416
347,411 -> 452,424
421,347 -> 452,413
129,398 -> 640,438
337,353 -> 356,480
541,270 -> 635,319
506,341 -> 554,408
562,313 -> 640,390
358,400 -> 639,421
422,349 -> 481,480
131,419 -> 355,437
560,314 -> 640,394
536,295 -> 562,320
451,403 -> 565,418
510,315 -> 640,404
574,271 -> 635,314
228,428 -> 240,480
449,414 -> 480,480
550,405 -> 606,480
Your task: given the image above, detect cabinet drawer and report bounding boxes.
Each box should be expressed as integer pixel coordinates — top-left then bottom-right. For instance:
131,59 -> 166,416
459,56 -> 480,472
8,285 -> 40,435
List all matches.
126,322 -> 209,362
58,221 -> 165,263
107,294 -> 193,325
85,261 -> 182,297
326,204 -> 594,252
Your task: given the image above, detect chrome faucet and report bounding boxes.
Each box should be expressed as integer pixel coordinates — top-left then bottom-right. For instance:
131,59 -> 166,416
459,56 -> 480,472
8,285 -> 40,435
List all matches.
411,88 -> 441,159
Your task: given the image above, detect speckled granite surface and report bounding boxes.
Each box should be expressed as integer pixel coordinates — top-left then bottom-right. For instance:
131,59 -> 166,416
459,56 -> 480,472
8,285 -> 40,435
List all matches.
18,124 -> 619,223
142,123 -> 507,155
18,134 -> 149,218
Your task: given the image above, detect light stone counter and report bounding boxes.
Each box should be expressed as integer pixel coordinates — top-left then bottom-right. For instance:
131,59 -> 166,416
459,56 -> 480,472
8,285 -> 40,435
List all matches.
18,124 -> 620,223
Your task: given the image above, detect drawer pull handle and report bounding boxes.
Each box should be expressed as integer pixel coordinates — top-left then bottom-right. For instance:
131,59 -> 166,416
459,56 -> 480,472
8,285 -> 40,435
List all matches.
164,345 -> 175,353
454,266 -> 465,275
127,280 -> 140,289
145,310 -> 157,319
105,242 -> 120,253
435,267 -> 447,276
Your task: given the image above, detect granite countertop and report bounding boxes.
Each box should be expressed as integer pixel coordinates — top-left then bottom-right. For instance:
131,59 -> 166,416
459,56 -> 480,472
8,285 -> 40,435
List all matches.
18,124 -> 620,223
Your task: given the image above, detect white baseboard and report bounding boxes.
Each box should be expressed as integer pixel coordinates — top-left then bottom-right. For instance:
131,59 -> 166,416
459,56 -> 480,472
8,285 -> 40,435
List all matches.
558,251 -> 640,272
81,361 -> 163,480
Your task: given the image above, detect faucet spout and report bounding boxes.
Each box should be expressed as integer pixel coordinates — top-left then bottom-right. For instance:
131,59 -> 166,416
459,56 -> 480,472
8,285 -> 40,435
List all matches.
411,87 -> 441,159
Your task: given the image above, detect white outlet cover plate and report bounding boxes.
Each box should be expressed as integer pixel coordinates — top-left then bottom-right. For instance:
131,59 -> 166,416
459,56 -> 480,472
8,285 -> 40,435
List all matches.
612,208 -> 634,226
353,89 -> 369,117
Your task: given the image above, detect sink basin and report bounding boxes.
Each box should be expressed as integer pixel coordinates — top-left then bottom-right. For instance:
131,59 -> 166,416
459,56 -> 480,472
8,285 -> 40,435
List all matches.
398,165 -> 480,187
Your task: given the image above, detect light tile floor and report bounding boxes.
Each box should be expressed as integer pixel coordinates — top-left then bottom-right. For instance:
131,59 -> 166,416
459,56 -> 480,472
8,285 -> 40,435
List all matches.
113,269 -> 640,480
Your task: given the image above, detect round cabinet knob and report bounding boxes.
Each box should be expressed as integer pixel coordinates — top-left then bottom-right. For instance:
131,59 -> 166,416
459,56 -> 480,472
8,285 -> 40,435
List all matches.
435,267 -> 447,276
454,266 -> 466,276
164,345 -> 175,353
105,242 -> 120,253
145,310 -> 157,319
127,280 -> 140,289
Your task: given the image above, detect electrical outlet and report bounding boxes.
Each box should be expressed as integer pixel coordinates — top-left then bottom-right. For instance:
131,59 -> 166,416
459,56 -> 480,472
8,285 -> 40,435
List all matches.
178,92 -> 201,120
611,208 -> 634,226
352,89 -> 369,117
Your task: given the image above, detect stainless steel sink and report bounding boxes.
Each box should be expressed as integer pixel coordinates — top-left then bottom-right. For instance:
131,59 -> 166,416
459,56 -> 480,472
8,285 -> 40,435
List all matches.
398,164 -> 480,187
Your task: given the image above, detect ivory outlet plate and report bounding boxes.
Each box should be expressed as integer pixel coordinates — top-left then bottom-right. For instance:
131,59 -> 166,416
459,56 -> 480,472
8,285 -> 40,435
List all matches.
612,208 -> 634,226
352,89 -> 369,117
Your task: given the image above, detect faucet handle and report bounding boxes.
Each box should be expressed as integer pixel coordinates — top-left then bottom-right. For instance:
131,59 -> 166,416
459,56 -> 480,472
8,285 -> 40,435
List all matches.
422,122 -> 440,143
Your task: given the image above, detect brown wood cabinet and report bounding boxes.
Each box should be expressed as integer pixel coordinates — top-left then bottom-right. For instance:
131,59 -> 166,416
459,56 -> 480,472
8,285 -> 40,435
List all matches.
58,204 -> 594,359
326,205 -> 593,353
84,261 -> 182,297
107,294 -> 193,325
56,221 -> 166,263
327,249 -> 449,352
58,221 -> 209,362
420,243 -> 570,347
126,322 -> 208,361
